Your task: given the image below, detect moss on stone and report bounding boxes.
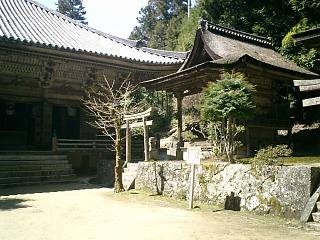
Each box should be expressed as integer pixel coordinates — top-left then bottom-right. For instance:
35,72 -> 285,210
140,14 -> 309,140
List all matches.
174,189 -> 187,200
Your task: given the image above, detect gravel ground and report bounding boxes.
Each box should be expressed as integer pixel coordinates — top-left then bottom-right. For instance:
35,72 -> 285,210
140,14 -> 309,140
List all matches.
0,183 -> 319,240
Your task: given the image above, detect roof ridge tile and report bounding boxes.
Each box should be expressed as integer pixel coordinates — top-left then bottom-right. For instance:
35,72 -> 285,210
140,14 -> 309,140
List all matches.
200,19 -> 272,48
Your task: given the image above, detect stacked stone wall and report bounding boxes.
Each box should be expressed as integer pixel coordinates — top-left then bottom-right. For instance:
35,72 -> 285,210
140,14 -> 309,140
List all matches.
135,161 -> 320,218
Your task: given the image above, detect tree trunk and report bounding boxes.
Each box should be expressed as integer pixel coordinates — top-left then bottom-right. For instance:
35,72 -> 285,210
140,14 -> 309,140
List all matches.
114,125 -> 124,193
229,118 -> 235,164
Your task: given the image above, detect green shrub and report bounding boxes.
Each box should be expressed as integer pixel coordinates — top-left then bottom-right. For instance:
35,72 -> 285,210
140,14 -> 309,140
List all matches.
253,145 -> 292,166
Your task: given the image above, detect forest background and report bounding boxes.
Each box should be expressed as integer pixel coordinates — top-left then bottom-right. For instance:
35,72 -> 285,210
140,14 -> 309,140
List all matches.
129,0 -> 320,74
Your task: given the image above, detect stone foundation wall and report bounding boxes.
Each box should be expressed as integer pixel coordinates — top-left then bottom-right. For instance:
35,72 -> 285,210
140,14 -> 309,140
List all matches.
135,161 -> 320,218
96,153 -> 115,187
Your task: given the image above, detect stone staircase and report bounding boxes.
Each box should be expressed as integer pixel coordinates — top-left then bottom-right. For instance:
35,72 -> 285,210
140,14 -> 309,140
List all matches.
122,163 -> 139,191
306,200 -> 320,231
0,152 -> 77,188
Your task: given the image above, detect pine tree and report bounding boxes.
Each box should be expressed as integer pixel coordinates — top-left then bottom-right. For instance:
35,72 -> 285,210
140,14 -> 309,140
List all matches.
57,0 -> 88,25
130,0 -> 188,50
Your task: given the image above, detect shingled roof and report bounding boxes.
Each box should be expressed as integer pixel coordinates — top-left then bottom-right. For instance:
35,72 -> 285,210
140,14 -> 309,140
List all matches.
0,0 -> 187,64
142,20 -> 318,92
181,20 -> 316,75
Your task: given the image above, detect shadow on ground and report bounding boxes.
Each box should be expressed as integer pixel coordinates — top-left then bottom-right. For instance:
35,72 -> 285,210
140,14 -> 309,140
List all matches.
0,198 -> 32,211
0,181 -> 105,197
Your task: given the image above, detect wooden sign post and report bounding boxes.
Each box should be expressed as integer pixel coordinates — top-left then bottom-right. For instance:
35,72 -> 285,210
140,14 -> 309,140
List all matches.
123,108 -> 153,163
186,147 -> 201,209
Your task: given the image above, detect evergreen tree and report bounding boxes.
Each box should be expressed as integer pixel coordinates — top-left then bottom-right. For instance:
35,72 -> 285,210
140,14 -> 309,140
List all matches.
57,0 -> 88,25
200,72 -> 256,162
198,0 -> 299,46
130,0 -> 188,50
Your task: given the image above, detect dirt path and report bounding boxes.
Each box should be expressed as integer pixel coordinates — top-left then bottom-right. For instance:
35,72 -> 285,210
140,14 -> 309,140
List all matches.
0,183 -> 319,240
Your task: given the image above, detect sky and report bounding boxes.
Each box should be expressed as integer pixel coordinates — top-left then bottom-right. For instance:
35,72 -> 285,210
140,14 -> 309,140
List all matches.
36,0 -> 149,38
35,0 -> 196,39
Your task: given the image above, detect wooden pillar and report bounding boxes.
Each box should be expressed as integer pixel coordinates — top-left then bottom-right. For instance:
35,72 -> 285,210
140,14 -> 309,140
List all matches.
143,116 -> 149,161
126,120 -> 132,163
176,92 -> 183,148
41,102 -> 52,149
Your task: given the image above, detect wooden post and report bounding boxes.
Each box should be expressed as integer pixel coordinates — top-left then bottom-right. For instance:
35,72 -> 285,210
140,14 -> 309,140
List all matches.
176,93 -> 183,148
126,120 -> 132,163
52,136 -> 57,151
188,164 -> 196,209
143,116 -> 149,161
41,102 -> 53,149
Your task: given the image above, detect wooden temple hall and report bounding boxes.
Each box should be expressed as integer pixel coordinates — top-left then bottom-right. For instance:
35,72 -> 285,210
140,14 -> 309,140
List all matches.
141,20 -> 319,155
0,0 -> 186,152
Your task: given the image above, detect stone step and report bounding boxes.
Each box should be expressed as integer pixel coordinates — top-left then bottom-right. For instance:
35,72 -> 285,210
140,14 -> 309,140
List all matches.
0,153 -> 76,188
0,160 -> 69,165
123,173 -> 137,179
122,179 -> 135,191
123,167 -> 139,174
306,222 -> 320,231
122,163 -> 139,191
122,178 -> 134,185
0,151 -> 58,155
0,178 -> 77,188
126,163 -> 139,169
0,174 -> 77,185
0,169 -> 74,178
316,202 -> 320,211
0,164 -> 72,171
122,175 -> 136,190
0,155 -> 67,161
312,212 -> 320,222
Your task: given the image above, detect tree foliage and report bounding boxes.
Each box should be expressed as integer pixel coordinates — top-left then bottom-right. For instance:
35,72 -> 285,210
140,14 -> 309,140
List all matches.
57,0 -> 88,25
198,0 -> 300,47
200,72 -> 255,162
129,0 -> 188,49
131,0 -> 319,73
281,18 -> 320,73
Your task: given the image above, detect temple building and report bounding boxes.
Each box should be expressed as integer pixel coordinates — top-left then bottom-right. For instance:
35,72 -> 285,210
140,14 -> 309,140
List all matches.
141,20 -> 319,155
0,1 -> 318,158
292,27 -> 320,109
0,0 -> 186,151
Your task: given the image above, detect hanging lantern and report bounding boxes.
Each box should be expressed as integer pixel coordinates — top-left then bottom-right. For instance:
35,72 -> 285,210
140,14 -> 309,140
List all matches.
6,102 -> 15,115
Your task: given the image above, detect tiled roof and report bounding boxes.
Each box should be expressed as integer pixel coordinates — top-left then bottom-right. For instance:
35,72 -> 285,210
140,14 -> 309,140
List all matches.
0,0 -> 186,64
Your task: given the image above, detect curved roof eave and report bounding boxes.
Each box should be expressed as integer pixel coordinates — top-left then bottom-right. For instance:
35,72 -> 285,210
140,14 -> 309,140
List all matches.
141,55 -> 319,92
0,35 -> 184,69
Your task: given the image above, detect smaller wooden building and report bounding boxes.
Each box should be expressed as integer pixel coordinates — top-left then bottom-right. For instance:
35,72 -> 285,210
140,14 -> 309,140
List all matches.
292,27 -> 320,109
142,20 -> 319,155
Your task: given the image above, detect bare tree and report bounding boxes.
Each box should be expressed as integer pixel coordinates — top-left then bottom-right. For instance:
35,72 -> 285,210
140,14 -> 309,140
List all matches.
83,76 -> 145,192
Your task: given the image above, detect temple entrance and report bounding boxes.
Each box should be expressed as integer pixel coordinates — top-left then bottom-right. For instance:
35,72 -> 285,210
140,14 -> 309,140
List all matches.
52,106 -> 80,139
0,100 -> 35,150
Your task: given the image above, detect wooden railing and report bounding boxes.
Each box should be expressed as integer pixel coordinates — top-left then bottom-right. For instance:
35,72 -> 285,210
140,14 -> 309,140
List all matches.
52,137 -> 145,153
52,137 -> 113,151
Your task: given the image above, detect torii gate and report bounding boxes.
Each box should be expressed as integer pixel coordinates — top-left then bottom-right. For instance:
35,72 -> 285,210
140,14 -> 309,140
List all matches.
123,108 -> 153,163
